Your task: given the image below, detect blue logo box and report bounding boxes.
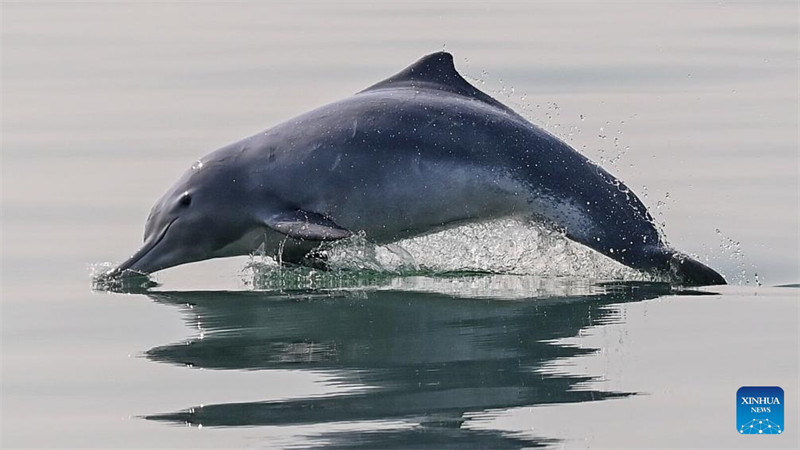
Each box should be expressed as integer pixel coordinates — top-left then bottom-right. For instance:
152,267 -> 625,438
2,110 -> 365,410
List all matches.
737,386 -> 784,435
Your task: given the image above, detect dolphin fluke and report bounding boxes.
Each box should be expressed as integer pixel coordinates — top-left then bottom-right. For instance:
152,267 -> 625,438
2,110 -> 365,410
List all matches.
669,253 -> 727,286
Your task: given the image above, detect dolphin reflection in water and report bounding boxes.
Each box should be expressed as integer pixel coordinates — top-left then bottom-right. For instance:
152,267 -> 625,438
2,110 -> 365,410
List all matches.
105,52 -> 726,286
140,280 -> 713,446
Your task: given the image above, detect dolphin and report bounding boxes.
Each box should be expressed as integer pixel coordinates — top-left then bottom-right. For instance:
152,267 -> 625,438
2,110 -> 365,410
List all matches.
104,52 -> 725,285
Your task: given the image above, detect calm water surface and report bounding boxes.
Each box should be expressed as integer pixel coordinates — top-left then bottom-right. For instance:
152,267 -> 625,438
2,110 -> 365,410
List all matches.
2,2 -> 798,448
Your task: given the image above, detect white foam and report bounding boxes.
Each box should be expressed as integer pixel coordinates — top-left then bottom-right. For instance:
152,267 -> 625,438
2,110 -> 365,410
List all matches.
322,217 -> 647,280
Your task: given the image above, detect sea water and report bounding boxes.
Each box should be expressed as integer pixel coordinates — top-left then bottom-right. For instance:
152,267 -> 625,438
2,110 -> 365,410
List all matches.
2,2 -> 797,448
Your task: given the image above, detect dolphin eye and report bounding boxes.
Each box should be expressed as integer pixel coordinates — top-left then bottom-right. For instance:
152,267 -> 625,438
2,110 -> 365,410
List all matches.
179,193 -> 192,207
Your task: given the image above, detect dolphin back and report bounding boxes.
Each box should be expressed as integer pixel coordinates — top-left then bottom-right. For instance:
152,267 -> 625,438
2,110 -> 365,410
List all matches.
208,52 -> 728,286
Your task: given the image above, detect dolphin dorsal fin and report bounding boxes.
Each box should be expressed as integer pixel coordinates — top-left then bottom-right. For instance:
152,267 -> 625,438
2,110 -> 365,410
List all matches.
360,52 -> 514,113
364,52 -> 464,91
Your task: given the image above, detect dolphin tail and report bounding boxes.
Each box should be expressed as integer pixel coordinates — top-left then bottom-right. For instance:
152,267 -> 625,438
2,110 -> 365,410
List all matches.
666,251 -> 727,286
567,230 -> 726,286
634,245 -> 725,286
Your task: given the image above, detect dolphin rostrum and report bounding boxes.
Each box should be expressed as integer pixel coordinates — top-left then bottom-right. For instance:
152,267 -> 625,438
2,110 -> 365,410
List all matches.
104,52 -> 726,285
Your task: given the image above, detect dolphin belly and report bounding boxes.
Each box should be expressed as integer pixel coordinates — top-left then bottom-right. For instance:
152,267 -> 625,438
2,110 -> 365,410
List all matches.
325,160 -> 529,243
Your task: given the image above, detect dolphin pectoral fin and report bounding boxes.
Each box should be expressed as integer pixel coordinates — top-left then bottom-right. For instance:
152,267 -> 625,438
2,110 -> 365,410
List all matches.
265,210 -> 352,242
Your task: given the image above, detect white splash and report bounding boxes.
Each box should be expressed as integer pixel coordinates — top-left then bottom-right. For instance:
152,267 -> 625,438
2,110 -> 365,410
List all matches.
322,217 -> 647,280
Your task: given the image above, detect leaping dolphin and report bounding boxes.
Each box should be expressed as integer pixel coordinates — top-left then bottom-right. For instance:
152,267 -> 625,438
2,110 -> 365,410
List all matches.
104,52 -> 726,285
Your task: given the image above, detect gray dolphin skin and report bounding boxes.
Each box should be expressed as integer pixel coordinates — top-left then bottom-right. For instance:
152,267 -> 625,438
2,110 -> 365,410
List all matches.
105,52 -> 726,285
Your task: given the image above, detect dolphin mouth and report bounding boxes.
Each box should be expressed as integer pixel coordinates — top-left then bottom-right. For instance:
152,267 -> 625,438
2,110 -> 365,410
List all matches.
104,218 -> 177,278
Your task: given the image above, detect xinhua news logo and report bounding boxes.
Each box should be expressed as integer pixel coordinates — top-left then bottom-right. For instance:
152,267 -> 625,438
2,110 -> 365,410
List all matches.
737,386 -> 784,435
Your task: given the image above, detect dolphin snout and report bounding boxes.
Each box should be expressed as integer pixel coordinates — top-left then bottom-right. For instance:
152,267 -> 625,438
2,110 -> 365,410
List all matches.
103,218 -> 177,278
104,243 -> 155,278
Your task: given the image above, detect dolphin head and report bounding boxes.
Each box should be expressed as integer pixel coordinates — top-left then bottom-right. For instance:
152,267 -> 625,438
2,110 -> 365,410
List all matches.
107,159 -> 262,278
